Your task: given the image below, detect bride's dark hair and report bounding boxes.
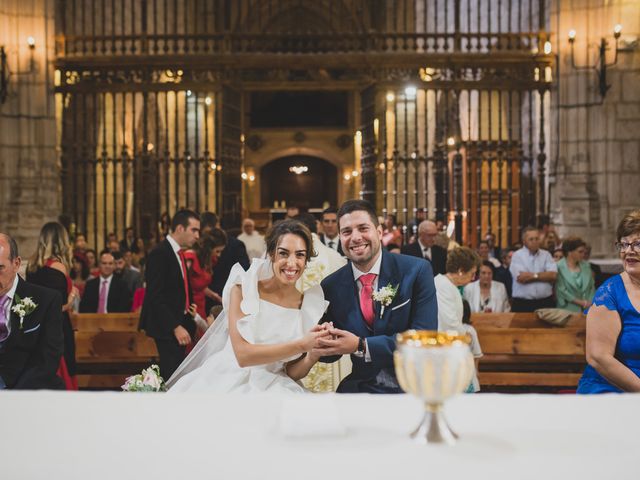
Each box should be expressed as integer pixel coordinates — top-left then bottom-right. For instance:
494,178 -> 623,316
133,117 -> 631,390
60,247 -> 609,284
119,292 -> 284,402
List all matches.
265,219 -> 316,263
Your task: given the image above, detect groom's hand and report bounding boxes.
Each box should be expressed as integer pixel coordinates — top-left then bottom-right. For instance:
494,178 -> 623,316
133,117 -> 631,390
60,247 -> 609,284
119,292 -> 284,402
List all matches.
313,328 -> 359,356
174,325 -> 192,346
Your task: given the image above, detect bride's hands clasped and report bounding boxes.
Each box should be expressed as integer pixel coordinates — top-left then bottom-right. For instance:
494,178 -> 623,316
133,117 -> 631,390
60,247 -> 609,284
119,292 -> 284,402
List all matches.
299,323 -> 333,354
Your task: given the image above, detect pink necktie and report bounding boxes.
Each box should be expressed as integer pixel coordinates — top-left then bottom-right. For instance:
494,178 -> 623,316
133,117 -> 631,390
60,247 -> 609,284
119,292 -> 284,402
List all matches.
98,279 -> 108,313
359,273 -> 377,328
0,295 -> 10,342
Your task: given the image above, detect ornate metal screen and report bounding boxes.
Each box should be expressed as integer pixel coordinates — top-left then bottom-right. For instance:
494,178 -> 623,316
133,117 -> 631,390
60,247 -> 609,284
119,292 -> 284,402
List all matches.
55,0 -> 552,249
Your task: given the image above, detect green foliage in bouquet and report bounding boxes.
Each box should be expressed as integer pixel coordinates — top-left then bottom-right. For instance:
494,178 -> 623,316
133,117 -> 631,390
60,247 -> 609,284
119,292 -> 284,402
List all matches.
121,364 -> 167,392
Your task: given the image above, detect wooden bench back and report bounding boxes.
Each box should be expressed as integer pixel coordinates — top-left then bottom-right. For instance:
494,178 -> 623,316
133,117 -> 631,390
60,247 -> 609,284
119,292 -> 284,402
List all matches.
471,312 -> 587,390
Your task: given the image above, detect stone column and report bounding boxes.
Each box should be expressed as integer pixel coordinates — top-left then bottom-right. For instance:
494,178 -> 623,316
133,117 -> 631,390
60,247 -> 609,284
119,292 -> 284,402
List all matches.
550,0 -> 640,255
0,0 -> 60,257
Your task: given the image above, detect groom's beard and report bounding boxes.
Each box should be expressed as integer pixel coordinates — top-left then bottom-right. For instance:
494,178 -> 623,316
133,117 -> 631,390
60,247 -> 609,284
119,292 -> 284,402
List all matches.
349,242 -> 380,270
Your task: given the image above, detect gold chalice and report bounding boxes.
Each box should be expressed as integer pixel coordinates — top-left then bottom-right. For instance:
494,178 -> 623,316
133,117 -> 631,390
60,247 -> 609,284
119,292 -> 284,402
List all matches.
394,330 -> 474,445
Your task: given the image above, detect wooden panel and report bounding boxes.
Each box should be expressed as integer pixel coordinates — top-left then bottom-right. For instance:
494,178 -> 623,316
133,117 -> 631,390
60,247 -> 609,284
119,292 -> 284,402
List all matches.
471,312 -> 586,329
75,331 -> 158,360
476,327 -> 586,356
71,313 -> 141,332
77,375 -> 129,389
479,372 -> 582,387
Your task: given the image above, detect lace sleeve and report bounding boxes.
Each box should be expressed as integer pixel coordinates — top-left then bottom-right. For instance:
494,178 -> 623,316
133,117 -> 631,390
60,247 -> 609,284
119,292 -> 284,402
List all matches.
591,277 -> 619,312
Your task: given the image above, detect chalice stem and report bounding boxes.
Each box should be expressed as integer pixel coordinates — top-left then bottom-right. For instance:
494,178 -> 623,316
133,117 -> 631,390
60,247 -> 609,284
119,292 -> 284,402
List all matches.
410,403 -> 458,445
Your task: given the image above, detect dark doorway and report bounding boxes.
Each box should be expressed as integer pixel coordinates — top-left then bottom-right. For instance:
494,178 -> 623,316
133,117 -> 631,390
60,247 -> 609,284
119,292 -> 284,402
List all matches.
261,155 -> 337,210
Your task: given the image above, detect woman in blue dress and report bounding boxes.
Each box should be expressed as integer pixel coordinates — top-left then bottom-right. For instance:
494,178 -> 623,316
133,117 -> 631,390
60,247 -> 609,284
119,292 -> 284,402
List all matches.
577,209 -> 640,393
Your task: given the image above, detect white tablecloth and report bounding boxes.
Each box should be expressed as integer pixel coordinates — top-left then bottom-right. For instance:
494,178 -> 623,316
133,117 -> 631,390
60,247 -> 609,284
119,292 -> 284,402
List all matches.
1,392 -> 638,479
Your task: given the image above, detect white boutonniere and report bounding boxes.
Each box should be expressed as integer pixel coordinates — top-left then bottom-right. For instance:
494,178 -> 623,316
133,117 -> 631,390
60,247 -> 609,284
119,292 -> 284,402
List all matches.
11,295 -> 38,329
372,283 -> 399,317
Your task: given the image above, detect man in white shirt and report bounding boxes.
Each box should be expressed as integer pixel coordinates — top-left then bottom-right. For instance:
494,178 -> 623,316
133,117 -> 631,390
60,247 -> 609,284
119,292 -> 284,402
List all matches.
509,226 -> 558,312
318,207 -> 344,256
237,218 -> 266,261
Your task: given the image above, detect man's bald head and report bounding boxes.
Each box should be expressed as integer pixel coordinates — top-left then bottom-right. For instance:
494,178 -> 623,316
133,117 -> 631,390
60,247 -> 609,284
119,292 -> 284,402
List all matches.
0,233 -> 21,296
242,218 -> 255,235
0,233 -> 19,260
418,220 -> 438,248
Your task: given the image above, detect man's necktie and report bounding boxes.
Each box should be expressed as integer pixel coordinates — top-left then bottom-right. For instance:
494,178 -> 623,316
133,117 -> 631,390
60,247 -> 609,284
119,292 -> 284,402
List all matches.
178,250 -> 191,311
0,295 -> 10,342
328,240 -> 335,249
98,279 -> 108,313
423,248 -> 431,260
359,273 -> 377,328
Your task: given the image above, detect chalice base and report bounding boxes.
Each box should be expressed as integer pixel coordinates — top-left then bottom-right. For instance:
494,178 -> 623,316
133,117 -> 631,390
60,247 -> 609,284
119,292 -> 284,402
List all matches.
410,404 -> 458,445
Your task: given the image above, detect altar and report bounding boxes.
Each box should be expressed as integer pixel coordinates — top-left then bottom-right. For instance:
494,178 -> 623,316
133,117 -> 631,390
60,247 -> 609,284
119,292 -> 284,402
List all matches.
1,392 -> 637,479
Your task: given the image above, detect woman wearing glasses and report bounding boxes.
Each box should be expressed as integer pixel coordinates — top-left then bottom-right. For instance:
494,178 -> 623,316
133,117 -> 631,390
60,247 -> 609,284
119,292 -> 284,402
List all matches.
577,210 -> 640,393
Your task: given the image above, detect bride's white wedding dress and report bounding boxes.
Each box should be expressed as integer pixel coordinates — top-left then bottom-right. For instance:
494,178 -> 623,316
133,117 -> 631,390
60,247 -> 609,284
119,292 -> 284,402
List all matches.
167,258 -> 328,393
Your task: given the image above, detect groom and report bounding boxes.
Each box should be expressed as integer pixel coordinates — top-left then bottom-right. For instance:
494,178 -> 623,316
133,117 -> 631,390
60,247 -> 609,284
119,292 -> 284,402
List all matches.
316,200 -> 438,393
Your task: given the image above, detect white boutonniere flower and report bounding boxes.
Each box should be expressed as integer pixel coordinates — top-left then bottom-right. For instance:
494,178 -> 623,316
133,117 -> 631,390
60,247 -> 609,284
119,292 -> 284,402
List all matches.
11,295 -> 38,329
372,283 -> 399,317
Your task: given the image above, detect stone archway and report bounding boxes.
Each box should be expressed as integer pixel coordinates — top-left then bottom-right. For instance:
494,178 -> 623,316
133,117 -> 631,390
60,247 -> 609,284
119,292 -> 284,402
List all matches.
260,155 -> 337,210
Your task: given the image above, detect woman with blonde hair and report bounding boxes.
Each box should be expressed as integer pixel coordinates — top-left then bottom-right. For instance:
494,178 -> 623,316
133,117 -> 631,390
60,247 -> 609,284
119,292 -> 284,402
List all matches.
26,222 -> 79,390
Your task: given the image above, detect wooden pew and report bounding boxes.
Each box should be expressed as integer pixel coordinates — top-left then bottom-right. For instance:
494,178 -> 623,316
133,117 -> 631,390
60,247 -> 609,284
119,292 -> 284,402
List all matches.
71,313 -> 157,390
472,312 -> 586,392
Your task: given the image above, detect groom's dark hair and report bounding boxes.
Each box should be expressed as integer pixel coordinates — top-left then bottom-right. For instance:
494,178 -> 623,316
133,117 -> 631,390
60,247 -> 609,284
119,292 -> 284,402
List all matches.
337,199 -> 379,227
171,209 -> 200,232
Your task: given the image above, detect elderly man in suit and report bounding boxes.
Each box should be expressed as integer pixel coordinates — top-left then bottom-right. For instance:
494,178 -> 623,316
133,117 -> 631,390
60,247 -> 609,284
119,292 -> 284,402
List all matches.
401,220 -> 447,275
0,233 -> 64,389
80,251 -> 132,313
316,200 -> 438,393
140,210 -> 200,380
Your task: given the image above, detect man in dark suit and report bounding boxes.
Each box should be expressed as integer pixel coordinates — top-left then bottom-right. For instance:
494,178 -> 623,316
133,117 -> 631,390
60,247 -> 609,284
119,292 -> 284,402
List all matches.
316,200 -> 438,393
401,220 -> 447,275
79,251 -> 132,313
0,233 -> 64,390
319,206 -> 345,256
140,210 -> 200,380
201,212 -> 250,310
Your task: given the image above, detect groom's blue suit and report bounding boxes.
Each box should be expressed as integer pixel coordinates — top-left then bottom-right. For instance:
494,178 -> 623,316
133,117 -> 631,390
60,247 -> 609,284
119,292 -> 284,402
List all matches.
320,250 -> 438,393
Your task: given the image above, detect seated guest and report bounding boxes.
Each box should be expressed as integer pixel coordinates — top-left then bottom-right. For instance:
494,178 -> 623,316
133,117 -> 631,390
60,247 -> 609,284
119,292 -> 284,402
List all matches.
401,220 -> 447,275
552,247 -> 564,262
119,227 -> 139,254
237,218 -> 266,261
484,231 -> 501,260
463,261 -> 511,313
202,212 -> 249,310
114,249 -> 142,296
494,248 -> 514,298
578,210 -> 640,393
555,237 -> 595,312
584,243 -> 605,288
0,233 -> 64,389
85,248 -> 99,278
435,247 -> 481,332
382,214 -> 403,247
509,226 -> 558,312
386,243 -> 401,254
477,240 -> 501,268
70,253 -> 90,298
79,251 -> 131,313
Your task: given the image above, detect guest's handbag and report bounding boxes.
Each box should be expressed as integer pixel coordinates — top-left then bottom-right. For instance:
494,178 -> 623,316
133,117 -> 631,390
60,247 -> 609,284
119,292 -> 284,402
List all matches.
534,308 -> 574,327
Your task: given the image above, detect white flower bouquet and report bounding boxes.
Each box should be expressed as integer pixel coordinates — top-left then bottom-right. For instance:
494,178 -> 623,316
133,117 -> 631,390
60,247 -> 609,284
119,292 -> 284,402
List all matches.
121,364 -> 166,392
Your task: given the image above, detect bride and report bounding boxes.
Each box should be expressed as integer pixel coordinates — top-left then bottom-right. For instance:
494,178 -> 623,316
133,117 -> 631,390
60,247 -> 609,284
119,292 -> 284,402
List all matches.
167,219 -> 331,393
